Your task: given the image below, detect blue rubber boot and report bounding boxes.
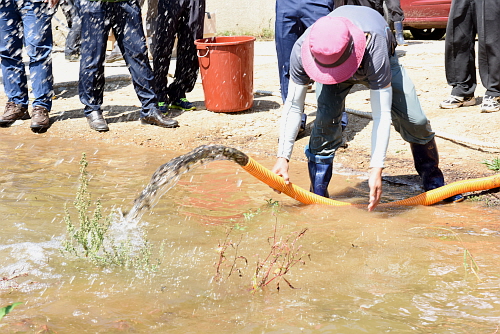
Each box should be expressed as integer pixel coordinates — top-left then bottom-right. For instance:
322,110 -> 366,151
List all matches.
305,147 -> 334,198
394,21 -> 406,46
410,139 -> 464,203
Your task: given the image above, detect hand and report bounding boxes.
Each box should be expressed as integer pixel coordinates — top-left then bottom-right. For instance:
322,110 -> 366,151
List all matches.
367,167 -> 383,211
271,157 -> 290,194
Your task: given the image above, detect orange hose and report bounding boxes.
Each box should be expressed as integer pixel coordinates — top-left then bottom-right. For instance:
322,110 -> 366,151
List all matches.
241,157 -> 500,207
242,157 -> 352,206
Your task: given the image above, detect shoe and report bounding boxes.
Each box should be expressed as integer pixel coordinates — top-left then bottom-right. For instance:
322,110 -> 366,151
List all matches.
158,102 -> 168,113
141,109 -> 179,128
481,95 -> 500,113
30,105 -> 50,131
65,54 -> 80,62
0,101 -> 30,126
439,95 -> 476,109
86,110 -> 109,132
169,98 -> 195,111
105,52 -> 124,63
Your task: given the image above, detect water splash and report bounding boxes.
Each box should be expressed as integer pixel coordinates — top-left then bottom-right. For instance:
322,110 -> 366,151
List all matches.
125,145 -> 249,223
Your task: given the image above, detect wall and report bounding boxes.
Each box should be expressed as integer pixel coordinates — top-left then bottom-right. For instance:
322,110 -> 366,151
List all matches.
205,0 -> 276,36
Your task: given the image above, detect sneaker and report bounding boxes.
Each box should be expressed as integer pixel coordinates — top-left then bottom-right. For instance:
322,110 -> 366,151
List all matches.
481,95 -> 500,113
105,52 -> 124,63
0,101 -> 30,126
65,54 -> 80,62
439,95 -> 476,109
169,98 -> 196,111
158,101 -> 168,113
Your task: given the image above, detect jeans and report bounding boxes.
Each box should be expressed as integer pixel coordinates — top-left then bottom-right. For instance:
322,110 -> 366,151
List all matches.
0,0 -> 55,110
78,0 -> 157,117
309,54 -> 435,158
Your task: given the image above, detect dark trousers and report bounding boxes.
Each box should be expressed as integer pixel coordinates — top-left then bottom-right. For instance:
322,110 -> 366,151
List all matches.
78,0 -> 157,117
275,0 -> 334,102
335,0 -> 404,22
60,0 -> 81,57
445,0 -> 500,97
152,0 -> 205,104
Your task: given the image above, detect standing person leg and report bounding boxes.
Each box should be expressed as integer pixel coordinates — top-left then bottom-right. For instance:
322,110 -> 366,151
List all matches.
299,1 -> 343,131
0,0 -> 30,125
22,0 -> 55,130
168,0 -> 205,111
477,0 -> 500,113
112,1 -> 178,128
152,0 -> 181,111
65,0 -> 82,61
385,0 -> 406,45
144,0 -> 158,54
78,0 -> 112,131
307,83 -> 351,197
389,55 -> 463,202
440,0 -> 477,109
275,0 -> 302,103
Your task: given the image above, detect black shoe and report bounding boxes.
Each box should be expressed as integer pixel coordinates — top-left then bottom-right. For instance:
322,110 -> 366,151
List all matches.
86,110 -> 109,132
141,109 -> 179,128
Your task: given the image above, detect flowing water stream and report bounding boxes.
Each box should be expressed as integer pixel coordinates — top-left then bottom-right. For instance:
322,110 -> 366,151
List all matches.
1,135 -> 500,333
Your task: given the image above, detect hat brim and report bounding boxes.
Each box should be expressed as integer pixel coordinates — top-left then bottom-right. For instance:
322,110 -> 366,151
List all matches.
301,17 -> 366,85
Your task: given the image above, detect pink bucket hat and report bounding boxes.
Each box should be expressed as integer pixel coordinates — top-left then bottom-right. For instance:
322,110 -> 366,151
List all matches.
301,16 -> 366,85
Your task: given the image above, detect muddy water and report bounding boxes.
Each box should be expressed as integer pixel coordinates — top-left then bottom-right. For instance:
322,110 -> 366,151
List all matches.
1,136 -> 500,333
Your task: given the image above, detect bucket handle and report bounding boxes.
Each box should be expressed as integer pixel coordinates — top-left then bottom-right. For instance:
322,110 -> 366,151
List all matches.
197,47 -> 209,58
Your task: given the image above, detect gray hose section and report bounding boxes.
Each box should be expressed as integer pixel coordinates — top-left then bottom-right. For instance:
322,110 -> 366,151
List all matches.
255,89 -> 500,150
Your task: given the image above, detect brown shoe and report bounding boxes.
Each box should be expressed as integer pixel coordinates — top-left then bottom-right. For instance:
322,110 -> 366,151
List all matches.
30,105 -> 50,131
0,101 -> 29,126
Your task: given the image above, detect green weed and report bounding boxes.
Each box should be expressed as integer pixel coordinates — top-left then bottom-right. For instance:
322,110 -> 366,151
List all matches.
0,302 -> 22,321
217,27 -> 274,41
481,157 -> 500,171
62,153 -> 162,271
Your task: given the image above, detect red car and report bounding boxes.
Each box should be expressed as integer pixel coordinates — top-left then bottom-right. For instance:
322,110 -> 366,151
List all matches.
399,0 -> 452,40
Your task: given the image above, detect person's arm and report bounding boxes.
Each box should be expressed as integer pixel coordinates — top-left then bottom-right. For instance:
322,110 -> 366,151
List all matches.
367,85 -> 392,211
271,80 -> 308,192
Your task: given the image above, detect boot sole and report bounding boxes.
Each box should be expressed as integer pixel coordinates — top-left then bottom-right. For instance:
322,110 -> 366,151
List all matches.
169,105 -> 195,111
140,119 -> 179,128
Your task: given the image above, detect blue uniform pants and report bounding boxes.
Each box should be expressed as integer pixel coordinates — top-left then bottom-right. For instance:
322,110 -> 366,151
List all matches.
78,0 -> 157,117
275,0 -> 334,102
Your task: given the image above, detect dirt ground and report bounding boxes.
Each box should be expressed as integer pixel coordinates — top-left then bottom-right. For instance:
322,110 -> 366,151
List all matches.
2,39 -> 500,202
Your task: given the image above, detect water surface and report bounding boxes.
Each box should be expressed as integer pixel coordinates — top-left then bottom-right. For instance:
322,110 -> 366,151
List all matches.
1,135 -> 499,333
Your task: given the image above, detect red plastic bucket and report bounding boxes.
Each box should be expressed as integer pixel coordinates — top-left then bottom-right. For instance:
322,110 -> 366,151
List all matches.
195,36 -> 255,112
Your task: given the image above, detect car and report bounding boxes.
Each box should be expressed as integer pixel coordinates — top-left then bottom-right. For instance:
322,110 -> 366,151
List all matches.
399,0 -> 452,40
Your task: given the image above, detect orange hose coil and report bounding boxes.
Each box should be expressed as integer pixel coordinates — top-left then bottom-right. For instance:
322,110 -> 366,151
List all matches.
241,157 -> 500,207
